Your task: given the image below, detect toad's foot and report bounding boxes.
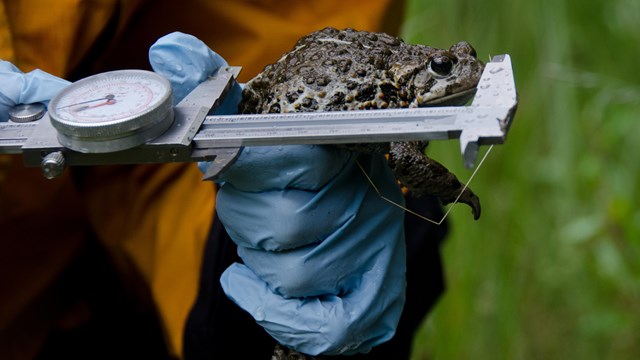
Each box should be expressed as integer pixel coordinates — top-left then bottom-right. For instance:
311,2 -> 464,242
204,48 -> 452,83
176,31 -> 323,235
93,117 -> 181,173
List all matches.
388,141 -> 481,220
439,185 -> 481,220
272,344 -> 320,360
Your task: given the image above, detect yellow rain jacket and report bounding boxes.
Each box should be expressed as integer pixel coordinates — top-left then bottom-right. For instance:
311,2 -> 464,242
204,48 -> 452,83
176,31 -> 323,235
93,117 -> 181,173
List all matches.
0,1 -> 404,358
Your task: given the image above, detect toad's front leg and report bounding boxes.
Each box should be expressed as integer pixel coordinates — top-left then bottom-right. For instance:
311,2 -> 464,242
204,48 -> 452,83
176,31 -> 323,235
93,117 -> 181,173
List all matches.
388,141 -> 481,220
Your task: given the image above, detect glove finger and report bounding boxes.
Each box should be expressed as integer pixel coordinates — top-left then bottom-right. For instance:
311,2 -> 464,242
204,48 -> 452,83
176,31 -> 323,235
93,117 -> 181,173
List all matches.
217,154 -> 401,249
217,145 -> 353,192
220,253 -> 406,356
0,60 -> 19,73
217,185 -> 357,251
148,31 -> 228,104
21,69 -> 70,104
236,195 -> 403,298
216,151 -> 372,250
0,61 -> 69,122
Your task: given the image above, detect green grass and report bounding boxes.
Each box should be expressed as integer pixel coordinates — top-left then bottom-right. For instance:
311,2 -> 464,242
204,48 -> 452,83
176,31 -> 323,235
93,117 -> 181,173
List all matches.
401,0 -> 640,359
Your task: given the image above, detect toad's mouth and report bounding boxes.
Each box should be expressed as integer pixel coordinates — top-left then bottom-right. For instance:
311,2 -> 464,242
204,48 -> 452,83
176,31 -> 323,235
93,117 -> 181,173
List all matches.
423,87 -> 478,107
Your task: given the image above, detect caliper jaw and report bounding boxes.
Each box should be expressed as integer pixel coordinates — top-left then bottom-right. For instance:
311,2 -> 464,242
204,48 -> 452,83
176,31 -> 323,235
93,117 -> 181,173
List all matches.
459,54 -> 518,168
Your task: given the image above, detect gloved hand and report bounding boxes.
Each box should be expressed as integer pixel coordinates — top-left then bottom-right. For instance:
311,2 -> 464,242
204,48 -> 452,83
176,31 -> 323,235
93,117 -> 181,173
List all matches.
0,60 -> 70,122
151,32 -> 408,356
217,149 -> 407,356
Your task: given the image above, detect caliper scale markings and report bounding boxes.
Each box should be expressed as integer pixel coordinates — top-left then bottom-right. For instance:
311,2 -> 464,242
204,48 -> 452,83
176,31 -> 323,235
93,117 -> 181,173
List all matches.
194,110 -> 464,148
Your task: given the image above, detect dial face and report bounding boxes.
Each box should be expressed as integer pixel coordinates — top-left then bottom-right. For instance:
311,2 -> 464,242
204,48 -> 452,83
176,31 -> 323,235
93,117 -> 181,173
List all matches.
50,70 -> 171,124
48,70 -> 174,153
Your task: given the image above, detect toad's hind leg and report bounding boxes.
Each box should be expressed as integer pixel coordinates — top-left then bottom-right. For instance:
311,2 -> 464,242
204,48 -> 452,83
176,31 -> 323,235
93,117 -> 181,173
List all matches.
388,141 -> 481,220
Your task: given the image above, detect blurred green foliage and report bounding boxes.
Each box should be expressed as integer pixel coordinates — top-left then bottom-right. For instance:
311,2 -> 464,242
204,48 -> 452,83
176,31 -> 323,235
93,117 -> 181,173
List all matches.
401,0 -> 640,359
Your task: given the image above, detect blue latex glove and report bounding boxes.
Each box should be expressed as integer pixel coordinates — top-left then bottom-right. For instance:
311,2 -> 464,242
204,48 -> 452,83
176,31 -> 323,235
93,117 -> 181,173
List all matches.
217,149 -> 407,356
0,60 -> 70,122
150,32 -> 407,356
149,31 -> 242,111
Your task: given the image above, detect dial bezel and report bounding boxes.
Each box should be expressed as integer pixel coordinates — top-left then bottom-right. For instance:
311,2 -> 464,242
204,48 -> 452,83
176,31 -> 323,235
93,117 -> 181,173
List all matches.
48,70 -> 174,153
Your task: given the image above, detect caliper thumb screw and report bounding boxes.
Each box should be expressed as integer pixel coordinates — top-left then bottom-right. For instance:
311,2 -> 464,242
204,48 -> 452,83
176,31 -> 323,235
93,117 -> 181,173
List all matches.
41,151 -> 66,179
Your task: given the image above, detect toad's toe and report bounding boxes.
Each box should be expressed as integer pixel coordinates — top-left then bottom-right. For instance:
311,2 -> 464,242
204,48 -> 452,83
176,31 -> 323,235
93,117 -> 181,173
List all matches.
458,188 -> 481,220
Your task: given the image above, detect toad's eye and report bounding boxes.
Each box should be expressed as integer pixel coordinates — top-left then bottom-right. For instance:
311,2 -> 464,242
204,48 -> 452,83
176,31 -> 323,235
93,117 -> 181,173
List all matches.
429,55 -> 456,77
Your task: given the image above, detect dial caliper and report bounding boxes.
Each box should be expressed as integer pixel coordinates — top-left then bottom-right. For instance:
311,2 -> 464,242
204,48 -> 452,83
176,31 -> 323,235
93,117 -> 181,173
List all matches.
0,55 -> 517,179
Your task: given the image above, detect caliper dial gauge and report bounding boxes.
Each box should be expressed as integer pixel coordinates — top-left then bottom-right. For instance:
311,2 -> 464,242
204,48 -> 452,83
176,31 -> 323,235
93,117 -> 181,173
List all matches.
49,70 -> 174,153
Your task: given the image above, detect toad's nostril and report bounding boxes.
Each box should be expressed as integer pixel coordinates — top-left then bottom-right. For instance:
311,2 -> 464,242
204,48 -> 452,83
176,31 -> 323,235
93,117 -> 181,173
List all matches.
468,46 -> 478,58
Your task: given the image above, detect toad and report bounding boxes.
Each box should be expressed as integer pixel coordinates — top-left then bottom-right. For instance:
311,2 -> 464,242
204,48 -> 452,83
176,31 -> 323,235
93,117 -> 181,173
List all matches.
240,27 -> 484,219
